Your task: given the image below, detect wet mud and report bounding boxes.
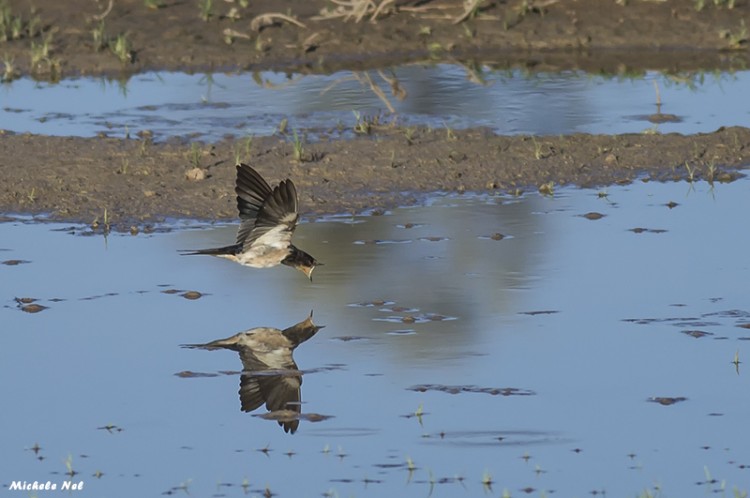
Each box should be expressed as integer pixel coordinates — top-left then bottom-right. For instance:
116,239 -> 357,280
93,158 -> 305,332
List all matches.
1,0 -> 748,79
1,126 -> 749,227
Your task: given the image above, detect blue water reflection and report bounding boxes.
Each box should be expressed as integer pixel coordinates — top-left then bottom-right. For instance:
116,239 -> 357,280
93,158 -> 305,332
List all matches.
1,66 -> 748,140
1,177 -> 749,496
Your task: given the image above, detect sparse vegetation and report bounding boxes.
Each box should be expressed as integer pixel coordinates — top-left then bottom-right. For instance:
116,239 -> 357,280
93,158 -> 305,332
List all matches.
722,19 -> 747,49
110,33 -> 133,64
91,20 -> 107,51
1,53 -> 17,81
198,0 -> 213,22
291,128 -> 305,162
143,0 -> 165,9
0,1 -> 41,42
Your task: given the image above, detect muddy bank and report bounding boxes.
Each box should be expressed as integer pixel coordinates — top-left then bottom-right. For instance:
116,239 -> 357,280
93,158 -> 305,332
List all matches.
1,126 -> 748,228
1,0 -> 748,81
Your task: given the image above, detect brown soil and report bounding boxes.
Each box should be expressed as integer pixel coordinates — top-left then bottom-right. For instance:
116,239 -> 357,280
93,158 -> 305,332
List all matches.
1,127 -> 748,228
1,0 -> 749,227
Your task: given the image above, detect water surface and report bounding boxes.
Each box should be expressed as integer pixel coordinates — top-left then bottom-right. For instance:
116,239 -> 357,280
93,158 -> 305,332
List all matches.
2,66 -> 748,141
2,178 -> 749,496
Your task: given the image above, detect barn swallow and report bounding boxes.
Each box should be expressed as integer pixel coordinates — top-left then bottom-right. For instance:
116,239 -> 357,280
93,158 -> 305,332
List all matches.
181,163 -> 319,280
182,312 -> 324,434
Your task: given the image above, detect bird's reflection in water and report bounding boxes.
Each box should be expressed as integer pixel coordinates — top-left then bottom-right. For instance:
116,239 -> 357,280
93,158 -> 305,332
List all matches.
182,312 -> 323,433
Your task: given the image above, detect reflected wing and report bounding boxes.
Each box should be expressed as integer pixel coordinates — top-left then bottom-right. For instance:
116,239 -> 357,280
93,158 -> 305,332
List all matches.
239,370 -> 302,433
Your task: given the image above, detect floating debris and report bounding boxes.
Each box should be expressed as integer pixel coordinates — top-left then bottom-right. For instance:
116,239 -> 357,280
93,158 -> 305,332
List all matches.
174,371 -> 220,378
629,227 -> 667,234
418,236 -> 450,242
519,310 -> 560,316
2,259 -> 31,265
582,212 -> 605,220
681,330 -> 713,339
408,384 -> 535,396
348,300 -> 395,308
648,396 -> 687,406
353,239 -> 412,245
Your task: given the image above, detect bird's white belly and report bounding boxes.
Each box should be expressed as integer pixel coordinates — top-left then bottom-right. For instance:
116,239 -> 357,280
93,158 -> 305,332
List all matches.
235,246 -> 288,268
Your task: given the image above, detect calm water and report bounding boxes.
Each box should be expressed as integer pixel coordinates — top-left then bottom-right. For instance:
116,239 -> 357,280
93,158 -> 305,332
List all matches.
2,178 -> 749,497
1,66 -> 749,141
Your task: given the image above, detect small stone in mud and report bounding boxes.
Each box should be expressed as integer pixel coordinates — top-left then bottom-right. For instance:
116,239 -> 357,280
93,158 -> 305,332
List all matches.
21,304 -> 48,313
403,223 -> 414,229
2,259 -> 31,265
665,201 -> 679,209
648,396 -> 687,406
490,232 -> 504,240
129,226 -> 139,235
604,153 -> 618,165
582,212 -> 605,220
161,289 -> 182,294
185,167 -> 207,181
402,315 -> 416,323
15,297 -> 37,304
181,291 -> 202,300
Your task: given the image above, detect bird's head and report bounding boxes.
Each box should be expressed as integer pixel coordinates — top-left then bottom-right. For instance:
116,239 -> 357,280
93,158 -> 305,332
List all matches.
285,247 -> 322,281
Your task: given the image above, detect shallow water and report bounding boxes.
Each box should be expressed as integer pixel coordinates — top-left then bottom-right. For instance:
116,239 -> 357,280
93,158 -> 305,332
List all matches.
2,177 -> 749,496
2,66 -> 749,141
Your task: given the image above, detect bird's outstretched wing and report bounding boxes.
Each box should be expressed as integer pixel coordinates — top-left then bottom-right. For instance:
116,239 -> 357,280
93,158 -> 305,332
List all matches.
233,163 -> 299,251
235,163 -> 271,246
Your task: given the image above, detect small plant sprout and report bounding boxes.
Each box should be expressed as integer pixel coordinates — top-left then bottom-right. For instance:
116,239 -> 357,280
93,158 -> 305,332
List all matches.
353,110 -> 371,135
1,54 -> 18,82
444,121 -> 457,141
532,136 -> 543,159
189,142 -> 202,167
291,129 -> 305,162
110,33 -> 133,63
481,470 -> 493,491
198,0 -> 213,21
64,454 -> 76,477
415,403 -> 424,426
723,19 -> 747,49
684,161 -> 696,182
706,160 -> 718,184
144,0 -> 165,9
733,349 -> 741,374
91,20 -> 107,51
278,117 -> 288,134
404,126 -> 416,144
538,181 -> 554,196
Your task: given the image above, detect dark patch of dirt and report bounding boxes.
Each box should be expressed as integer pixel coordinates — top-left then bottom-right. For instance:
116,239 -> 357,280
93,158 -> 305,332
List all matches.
1,0 -> 749,79
2,1 -> 750,226
1,126 -> 749,228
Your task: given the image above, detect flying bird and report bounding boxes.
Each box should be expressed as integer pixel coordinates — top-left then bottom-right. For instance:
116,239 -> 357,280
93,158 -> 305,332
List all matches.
181,163 -> 319,280
181,313 -> 324,433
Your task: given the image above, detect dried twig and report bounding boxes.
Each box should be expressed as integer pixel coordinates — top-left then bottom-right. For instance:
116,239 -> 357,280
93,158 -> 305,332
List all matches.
250,13 -> 307,32
92,0 -> 114,21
